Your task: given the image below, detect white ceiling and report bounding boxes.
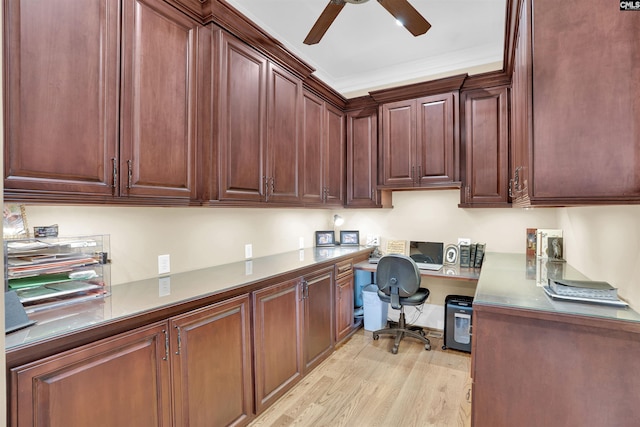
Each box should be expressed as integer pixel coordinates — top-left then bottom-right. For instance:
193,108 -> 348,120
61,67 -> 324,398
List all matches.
225,0 -> 507,97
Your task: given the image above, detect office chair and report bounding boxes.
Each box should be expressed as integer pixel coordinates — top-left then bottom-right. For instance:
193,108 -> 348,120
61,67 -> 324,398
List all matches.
372,254 -> 431,354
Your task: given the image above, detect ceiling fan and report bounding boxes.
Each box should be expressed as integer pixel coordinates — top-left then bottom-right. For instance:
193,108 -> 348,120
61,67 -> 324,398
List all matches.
304,0 -> 431,45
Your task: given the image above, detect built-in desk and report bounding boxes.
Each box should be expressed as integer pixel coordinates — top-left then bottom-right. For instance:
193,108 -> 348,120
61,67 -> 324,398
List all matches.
472,253 -> 640,427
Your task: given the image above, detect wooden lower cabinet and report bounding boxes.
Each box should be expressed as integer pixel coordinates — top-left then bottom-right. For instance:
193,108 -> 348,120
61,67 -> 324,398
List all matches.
170,295 -> 253,427
302,267 -> 335,372
335,273 -> 354,343
11,322 -> 173,427
253,278 -> 304,414
10,295 -> 253,427
472,305 -> 640,427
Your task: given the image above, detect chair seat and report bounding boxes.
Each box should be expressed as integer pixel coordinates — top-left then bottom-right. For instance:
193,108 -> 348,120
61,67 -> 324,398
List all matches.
377,288 -> 429,306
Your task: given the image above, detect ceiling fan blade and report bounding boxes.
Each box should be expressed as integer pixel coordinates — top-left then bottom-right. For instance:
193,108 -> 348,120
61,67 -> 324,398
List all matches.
377,0 -> 431,37
304,0 -> 346,45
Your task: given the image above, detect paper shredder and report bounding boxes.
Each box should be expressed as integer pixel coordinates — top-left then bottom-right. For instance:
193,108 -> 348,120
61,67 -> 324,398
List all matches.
443,295 -> 473,353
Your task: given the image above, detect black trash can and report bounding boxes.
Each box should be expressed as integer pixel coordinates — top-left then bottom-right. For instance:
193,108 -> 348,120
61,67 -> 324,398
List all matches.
442,295 -> 473,353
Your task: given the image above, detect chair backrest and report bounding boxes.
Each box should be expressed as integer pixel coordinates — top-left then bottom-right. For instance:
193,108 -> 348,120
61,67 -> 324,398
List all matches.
376,254 -> 421,309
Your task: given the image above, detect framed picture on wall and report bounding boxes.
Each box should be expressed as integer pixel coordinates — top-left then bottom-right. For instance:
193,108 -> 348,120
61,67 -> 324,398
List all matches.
315,231 -> 335,247
340,230 -> 359,246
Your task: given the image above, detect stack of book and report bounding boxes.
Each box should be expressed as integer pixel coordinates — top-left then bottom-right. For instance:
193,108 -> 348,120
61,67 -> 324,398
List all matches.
459,243 -> 486,268
544,278 -> 628,307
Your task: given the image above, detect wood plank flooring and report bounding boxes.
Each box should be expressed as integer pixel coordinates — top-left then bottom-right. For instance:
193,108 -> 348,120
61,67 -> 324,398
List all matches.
249,329 -> 472,427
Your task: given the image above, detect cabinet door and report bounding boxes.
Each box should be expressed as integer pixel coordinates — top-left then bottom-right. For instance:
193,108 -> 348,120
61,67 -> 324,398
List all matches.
346,108 -> 379,207
302,268 -> 335,373
266,62 -> 302,203
335,273 -> 354,343
416,93 -> 459,186
4,0 -> 119,197
379,100 -> 417,187
170,295 -> 253,427
219,34 -> 267,202
301,91 -> 325,204
324,104 -> 346,206
530,0 -> 640,203
253,278 -> 303,413
120,0 -> 205,201
11,322 -> 171,427
460,86 -> 510,206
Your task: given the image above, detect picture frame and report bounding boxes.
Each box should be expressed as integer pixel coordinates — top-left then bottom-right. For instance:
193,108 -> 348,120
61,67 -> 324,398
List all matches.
315,230 -> 335,247
444,244 -> 459,265
3,204 -> 29,239
340,230 -> 359,246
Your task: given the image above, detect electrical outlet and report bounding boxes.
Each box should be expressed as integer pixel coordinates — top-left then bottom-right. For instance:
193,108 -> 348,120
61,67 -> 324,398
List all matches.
458,238 -> 471,245
158,254 -> 170,275
245,244 -> 253,259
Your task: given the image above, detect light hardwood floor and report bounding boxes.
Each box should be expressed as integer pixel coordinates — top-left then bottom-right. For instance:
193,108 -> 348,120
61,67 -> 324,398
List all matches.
249,329 -> 472,427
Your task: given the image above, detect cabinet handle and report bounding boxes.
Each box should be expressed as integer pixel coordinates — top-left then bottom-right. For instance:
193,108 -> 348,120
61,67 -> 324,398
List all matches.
162,329 -> 169,361
411,166 -> 415,184
262,176 -> 268,201
508,178 -> 514,198
111,158 -> 118,194
175,325 -> 182,355
301,279 -> 309,299
417,165 -> 422,185
270,177 -> 275,196
127,160 -> 132,190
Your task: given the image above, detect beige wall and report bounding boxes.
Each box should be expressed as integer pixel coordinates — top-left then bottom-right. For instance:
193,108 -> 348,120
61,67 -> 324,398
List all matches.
25,190 -> 640,319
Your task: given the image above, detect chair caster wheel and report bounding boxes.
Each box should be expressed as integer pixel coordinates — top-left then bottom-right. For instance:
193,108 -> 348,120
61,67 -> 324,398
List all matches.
442,345 -> 447,350
391,346 -> 398,354
373,333 -> 379,340
425,343 -> 431,351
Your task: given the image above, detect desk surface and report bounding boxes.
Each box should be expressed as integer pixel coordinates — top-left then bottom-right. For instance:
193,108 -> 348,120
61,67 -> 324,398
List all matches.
354,260 -> 481,281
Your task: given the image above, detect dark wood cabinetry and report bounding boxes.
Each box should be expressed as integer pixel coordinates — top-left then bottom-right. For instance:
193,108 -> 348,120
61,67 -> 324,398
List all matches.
4,0 -> 209,204
511,0 -> 640,205
346,104 -> 379,207
302,267 -> 335,372
10,295 -> 253,427
375,79 -> 462,190
252,278 -> 303,414
11,322 -> 173,427
334,259 -> 355,343
459,86 -> 510,207
301,91 -> 345,206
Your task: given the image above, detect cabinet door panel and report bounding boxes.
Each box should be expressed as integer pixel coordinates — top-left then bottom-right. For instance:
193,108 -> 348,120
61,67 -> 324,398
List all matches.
301,92 -> 325,204
462,87 -> 509,205
120,0 -> 201,199
417,93 -> 457,184
253,278 -> 303,413
335,274 -> 354,343
325,104 -> 346,205
267,63 -> 301,203
380,100 -> 416,187
303,268 -> 334,372
219,35 -> 267,201
11,322 -> 171,427
346,108 -> 378,207
171,295 -> 252,427
4,0 -> 119,195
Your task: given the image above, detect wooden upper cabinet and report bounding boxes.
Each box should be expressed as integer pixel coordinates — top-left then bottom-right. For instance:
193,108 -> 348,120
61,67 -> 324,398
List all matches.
4,0 -> 209,204
459,86 -> 510,207
120,0 -> 206,201
266,62 -> 302,203
526,0 -> 640,204
301,91 -> 345,206
218,33 -> 267,202
4,0 -> 119,197
218,33 -> 303,204
346,107 -> 379,207
378,93 -> 459,189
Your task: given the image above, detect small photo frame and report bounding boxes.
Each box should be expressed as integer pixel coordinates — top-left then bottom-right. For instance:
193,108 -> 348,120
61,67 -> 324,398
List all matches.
3,204 -> 29,239
444,244 -> 459,265
315,231 -> 335,247
340,230 -> 359,246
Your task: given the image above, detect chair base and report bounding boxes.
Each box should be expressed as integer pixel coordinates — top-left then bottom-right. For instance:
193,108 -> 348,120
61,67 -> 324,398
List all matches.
372,310 -> 432,354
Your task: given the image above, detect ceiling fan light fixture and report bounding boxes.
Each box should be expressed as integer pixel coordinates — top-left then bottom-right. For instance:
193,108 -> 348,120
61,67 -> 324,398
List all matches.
395,18 -> 404,27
